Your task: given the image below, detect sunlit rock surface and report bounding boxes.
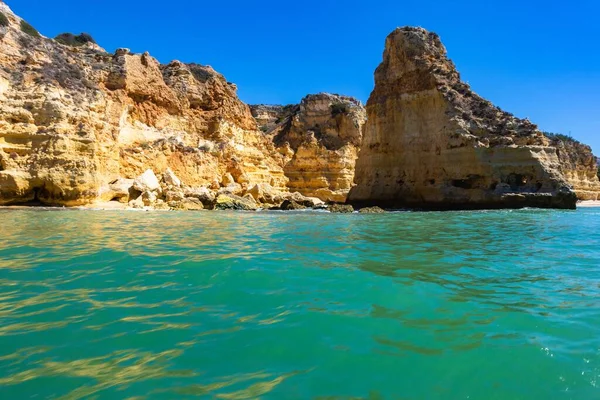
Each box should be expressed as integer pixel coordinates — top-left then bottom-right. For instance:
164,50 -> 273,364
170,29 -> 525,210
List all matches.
348,27 -> 589,210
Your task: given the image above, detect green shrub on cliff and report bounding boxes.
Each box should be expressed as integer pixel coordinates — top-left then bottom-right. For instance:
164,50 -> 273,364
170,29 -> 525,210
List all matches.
544,131 -> 580,144
274,104 -> 297,124
0,12 -> 9,27
55,32 -> 96,47
330,102 -> 349,116
20,19 -> 40,37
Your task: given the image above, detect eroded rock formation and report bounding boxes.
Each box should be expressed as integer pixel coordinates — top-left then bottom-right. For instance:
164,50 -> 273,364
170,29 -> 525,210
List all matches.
545,135 -> 600,201
0,2 -> 287,206
252,93 -> 366,203
348,27 -> 592,209
0,0 -> 597,210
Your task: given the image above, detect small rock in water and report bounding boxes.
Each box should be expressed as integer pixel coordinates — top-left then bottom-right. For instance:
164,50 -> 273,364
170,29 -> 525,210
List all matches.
184,186 -> 216,208
359,206 -> 385,213
284,192 -> 324,208
278,200 -> 306,210
329,204 -> 354,213
180,198 -> 204,211
214,194 -> 257,211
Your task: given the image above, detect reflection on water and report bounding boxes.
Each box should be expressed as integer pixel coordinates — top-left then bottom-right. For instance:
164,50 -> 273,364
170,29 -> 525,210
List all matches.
1,209 -> 600,399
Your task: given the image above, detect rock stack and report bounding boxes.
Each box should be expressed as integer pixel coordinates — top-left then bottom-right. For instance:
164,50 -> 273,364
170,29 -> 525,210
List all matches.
348,27 -> 585,209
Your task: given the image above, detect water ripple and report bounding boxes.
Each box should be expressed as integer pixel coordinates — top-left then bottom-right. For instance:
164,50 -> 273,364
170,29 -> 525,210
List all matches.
0,208 -> 599,398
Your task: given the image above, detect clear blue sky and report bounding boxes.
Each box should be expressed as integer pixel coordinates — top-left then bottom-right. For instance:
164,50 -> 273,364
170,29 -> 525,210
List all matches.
8,0 -> 600,153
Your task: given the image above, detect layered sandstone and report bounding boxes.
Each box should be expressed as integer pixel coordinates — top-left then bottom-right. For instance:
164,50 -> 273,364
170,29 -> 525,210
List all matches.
348,27 -> 583,210
0,2 -> 287,206
0,0 -> 598,211
250,104 -> 296,133
252,93 -> 366,202
545,135 -> 600,201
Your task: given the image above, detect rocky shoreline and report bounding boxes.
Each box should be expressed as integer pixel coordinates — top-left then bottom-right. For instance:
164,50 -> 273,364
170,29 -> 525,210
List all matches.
69,166 -> 387,213
0,1 -> 599,211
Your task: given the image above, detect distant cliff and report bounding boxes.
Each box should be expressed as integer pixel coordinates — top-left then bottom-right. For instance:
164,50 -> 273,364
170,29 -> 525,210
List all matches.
251,94 -> 365,203
544,133 -> 600,201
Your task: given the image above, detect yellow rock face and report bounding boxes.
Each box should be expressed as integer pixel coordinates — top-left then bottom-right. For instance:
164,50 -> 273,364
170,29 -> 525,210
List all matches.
253,94 -> 366,203
0,3 -> 287,206
549,138 -> 600,201
0,2 -> 597,209
348,27 -> 596,209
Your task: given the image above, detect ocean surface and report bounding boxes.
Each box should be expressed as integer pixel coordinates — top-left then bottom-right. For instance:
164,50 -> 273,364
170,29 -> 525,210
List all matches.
0,208 -> 599,399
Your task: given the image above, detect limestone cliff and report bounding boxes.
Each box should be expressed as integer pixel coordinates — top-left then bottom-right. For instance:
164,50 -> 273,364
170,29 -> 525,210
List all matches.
348,27 -> 581,210
252,93 -> 366,202
0,0 -> 597,210
250,104 -> 296,133
0,2 -> 287,206
545,134 -> 600,201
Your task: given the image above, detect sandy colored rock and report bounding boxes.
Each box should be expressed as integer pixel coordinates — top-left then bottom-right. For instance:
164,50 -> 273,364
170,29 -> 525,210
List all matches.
163,168 -> 181,187
278,200 -> 306,210
165,189 -> 185,203
154,199 -> 170,210
128,195 -> 144,209
0,1 -> 597,210
184,186 -> 216,207
252,93 -> 366,203
133,169 -> 161,193
141,190 -> 157,206
0,2 -> 287,207
359,206 -> 385,213
176,197 -> 204,211
218,183 -> 243,196
545,136 -> 600,201
250,105 -> 296,132
283,192 -> 325,208
105,178 -> 134,202
329,204 -> 354,213
247,183 -> 283,204
214,193 -> 257,211
349,27 -> 579,210
221,173 -> 235,186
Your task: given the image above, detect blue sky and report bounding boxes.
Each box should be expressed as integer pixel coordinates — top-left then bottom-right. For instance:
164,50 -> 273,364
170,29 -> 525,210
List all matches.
8,0 -> 600,153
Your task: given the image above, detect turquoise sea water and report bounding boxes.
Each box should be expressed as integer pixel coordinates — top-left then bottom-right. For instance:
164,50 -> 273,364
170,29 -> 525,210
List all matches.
0,208 -> 599,399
